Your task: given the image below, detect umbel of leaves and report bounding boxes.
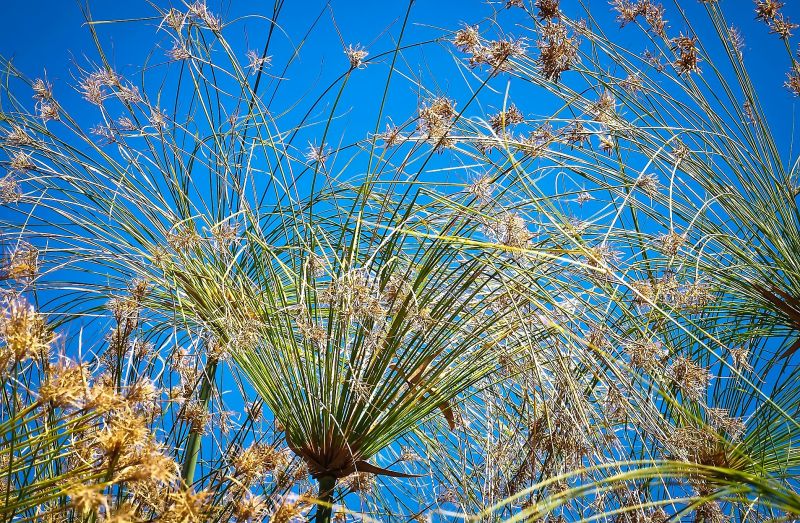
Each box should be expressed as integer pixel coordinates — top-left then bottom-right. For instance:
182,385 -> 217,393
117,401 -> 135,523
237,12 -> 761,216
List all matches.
158,207 -> 518,488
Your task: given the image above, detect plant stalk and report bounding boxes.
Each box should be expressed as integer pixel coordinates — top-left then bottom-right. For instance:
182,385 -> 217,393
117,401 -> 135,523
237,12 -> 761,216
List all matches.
315,475 -> 336,523
180,358 -> 218,485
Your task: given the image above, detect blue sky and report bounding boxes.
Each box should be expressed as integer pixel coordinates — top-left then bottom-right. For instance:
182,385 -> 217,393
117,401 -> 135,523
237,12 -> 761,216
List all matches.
3,0 -> 799,163
3,1 -> 799,143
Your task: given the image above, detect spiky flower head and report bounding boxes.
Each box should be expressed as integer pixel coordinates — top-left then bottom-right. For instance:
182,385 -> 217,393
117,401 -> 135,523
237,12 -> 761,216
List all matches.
453,25 -> 481,52
345,44 -> 369,69
246,49 -> 271,72
537,22 -> 579,82
0,298 -> 54,364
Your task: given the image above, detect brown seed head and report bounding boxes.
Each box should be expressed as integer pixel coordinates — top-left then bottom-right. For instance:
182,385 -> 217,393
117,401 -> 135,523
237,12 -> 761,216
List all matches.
453,25 -> 481,52
537,22 -> 579,82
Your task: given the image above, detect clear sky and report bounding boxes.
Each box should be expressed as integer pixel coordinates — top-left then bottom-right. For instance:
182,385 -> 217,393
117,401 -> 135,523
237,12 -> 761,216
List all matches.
3,1 -> 799,161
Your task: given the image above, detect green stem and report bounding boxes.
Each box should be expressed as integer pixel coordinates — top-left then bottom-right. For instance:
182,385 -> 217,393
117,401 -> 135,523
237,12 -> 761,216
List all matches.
180,358 -> 218,485
315,475 -> 336,523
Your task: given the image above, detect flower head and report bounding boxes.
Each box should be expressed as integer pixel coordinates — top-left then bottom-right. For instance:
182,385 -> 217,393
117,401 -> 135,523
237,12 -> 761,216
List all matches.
537,22 -> 579,82
345,44 -> 369,69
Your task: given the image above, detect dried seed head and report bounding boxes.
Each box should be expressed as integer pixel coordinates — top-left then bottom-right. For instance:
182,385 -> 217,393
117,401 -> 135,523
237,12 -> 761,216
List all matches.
786,65 -> 800,96
667,356 -> 710,402
612,0 -> 666,36
467,175 -> 494,203
706,407 -> 745,441
321,269 -> 386,323
95,411 -> 150,455
642,1 -> 667,37
471,38 -> 527,73
489,104 -> 524,134
233,494 -> 269,523
38,359 -> 89,409
345,44 -> 369,69
584,243 -> 620,270
643,49 -> 665,72
305,142 -> 331,166
163,8 -> 186,32
604,385 -> 628,421
630,278 -> 658,307
672,34 -> 701,76
80,73 -> 107,105
232,443 -> 287,485
677,281 -> 714,312
271,501 -> 305,523
168,43 -> 191,61
9,151 -> 34,172
211,219 -> 240,251
377,123 -> 405,147
304,252 -> 326,279
246,50 -> 271,72
729,25 -> 745,56
598,134 -> 615,154
728,346 -> 753,372
620,73 -> 643,93
105,503 -> 138,523
399,446 -> 422,462
657,231 -> 685,256
668,425 -> 726,466
189,2 -> 221,31
522,124 -> 555,156
2,242 -> 39,280
755,0 -> 784,23
118,84 -> 143,104
117,117 -> 137,131
743,100 -> 756,123
163,488 -> 212,523
149,107 -> 168,130
671,140 -> 690,164
537,22 -> 579,82
32,78 -> 53,100
0,176 -> 21,204
418,97 -> 457,150
770,13 -> 797,39
564,120 -> 589,148
0,297 -> 53,362
178,400 -> 211,434
693,499 -> 726,523
91,124 -> 116,145
535,0 -> 560,19
624,338 -> 665,370
634,172 -> 661,198
167,225 -> 200,251
5,126 -> 34,147
341,471 -> 376,493
38,102 -> 59,121
66,483 -> 107,516
453,25 -> 481,52
484,212 -> 533,249
613,0 -> 639,26
591,91 -> 616,124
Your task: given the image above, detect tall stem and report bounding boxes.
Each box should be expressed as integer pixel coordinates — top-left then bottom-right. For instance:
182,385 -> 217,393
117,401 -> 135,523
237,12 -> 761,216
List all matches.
180,358 -> 218,485
315,475 -> 336,523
